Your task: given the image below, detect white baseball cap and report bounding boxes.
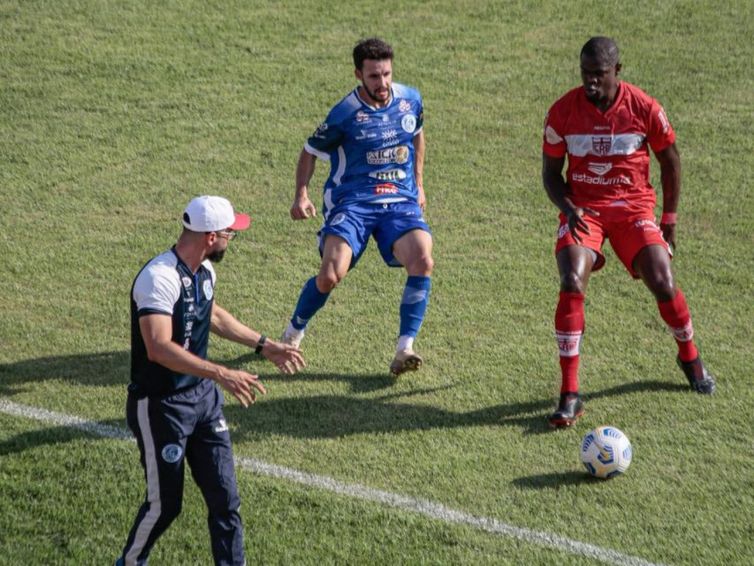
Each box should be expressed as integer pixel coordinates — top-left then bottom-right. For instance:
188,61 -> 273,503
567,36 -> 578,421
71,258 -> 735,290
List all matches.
182,196 -> 251,232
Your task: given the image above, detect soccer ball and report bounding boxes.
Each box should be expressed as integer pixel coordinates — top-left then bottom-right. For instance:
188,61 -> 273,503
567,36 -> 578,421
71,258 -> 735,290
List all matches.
580,426 -> 632,479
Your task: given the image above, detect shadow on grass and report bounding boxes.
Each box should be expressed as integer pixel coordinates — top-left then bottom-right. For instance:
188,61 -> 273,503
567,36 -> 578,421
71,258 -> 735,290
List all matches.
0,419 -> 127,457
0,351 -> 129,395
225,377 -> 691,440
512,471 -> 597,489
0,351 -> 691,443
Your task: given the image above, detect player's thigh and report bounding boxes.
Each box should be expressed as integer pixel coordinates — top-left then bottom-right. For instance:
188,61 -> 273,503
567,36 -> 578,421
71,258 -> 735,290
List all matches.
319,206 -> 375,270
555,212 -> 606,272
610,216 -> 670,279
374,202 -> 432,267
319,234 -> 354,280
392,228 -> 433,272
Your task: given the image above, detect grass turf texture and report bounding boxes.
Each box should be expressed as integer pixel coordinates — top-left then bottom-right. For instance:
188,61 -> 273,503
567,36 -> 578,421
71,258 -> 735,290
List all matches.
1,0 -> 752,564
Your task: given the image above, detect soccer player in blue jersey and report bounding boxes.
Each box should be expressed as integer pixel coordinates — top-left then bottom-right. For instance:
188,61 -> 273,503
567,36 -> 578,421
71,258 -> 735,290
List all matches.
281,37 -> 434,377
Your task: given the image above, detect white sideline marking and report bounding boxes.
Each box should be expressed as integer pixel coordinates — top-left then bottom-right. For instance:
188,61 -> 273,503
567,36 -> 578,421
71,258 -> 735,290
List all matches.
0,399 -> 662,566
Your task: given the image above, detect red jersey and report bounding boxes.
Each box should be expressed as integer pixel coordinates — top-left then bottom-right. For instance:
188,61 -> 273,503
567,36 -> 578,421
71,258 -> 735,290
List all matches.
543,82 -> 675,209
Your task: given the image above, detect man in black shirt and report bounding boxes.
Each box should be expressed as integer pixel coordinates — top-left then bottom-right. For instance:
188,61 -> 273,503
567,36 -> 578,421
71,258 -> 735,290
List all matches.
118,195 -> 304,566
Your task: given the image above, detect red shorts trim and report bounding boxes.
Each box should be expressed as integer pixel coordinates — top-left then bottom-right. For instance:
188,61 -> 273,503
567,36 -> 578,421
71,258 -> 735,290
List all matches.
554,206 -> 671,278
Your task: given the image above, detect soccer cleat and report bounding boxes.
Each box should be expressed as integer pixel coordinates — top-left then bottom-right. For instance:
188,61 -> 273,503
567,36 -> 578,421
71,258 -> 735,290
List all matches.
389,349 -> 423,377
281,327 -> 304,349
677,356 -> 716,394
548,393 -> 585,428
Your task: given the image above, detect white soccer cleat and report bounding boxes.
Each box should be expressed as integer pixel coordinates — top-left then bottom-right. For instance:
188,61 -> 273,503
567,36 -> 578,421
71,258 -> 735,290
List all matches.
281,326 -> 305,349
389,349 -> 423,377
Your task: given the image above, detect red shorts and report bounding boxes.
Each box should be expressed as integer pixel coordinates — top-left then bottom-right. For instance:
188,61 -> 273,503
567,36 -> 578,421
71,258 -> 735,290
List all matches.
554,205 -> 671,278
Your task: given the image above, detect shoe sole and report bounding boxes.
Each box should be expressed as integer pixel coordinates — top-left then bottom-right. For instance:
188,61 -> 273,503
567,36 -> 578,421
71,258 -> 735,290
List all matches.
390,354 -> 423,377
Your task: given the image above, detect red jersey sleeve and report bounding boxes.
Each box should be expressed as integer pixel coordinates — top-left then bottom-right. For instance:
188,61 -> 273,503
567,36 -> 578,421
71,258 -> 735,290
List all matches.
542,103 -> 567,158
646,100 -> 676,153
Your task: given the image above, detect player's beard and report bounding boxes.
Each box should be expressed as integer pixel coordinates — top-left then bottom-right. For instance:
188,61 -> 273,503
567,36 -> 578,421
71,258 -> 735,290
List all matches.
207,249 -> 226,263
363,82 -> 390,105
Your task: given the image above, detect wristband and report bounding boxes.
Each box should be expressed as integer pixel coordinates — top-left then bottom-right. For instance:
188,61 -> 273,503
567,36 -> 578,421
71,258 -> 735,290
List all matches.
661,212 -> 677,225
254,335 -> 267,355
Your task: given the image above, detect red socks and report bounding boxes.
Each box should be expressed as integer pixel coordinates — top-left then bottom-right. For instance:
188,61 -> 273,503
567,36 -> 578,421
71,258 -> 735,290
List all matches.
555,292 -> 585,394
658,289 -> 698,362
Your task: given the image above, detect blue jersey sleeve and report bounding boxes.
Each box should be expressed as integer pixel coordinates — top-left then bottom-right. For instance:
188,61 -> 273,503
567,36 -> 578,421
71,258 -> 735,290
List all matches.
305,115 -> 345,160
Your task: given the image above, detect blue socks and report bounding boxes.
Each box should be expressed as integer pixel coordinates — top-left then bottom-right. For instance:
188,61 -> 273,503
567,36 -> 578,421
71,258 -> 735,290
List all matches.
290,277 -> 330,330
399,276 -> 432,338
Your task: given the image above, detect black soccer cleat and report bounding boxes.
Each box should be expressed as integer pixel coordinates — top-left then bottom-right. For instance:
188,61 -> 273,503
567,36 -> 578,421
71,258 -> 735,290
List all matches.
677,356 -> 716,395
548,393 -> 585,428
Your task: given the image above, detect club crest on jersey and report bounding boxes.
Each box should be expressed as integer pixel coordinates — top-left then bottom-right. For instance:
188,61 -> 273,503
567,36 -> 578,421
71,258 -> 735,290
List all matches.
399,99 -> 411,113
592,136 -> 612,156
203,279 -> 213,301
161,444 -> 183,463
401,114 -> 417,134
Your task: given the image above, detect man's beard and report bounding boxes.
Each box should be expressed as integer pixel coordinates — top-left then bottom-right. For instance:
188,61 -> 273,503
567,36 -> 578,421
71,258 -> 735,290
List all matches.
207,249 -> 226,263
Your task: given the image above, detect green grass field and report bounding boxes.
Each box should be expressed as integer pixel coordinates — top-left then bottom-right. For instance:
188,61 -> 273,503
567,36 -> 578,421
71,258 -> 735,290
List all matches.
1,0 -> 753,564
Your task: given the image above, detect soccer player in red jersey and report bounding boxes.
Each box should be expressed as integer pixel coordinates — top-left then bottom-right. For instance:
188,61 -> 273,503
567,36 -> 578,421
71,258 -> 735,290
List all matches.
542,37 -> 716,428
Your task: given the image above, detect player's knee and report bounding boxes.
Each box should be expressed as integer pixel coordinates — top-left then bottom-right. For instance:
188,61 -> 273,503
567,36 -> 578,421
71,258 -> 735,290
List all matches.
649,272 -> 675,302
407,254 -> 434,276
316,271 -> 342,292
560,272 -> 585,294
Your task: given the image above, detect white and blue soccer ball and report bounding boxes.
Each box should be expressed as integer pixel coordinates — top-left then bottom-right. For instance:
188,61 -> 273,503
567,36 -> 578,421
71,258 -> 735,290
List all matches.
580,426 -> 632,479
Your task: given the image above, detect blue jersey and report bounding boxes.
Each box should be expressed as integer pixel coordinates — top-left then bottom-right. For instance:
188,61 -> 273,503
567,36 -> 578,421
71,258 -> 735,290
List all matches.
304,82 -> 424,218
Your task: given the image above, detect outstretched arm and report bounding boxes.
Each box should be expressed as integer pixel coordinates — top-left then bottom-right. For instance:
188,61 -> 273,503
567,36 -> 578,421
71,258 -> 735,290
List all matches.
654,142 -> 682,249
139,314 -> 265,407
291,149 -> 318,220
211,303 -> 305,374
542,153 -> 598,244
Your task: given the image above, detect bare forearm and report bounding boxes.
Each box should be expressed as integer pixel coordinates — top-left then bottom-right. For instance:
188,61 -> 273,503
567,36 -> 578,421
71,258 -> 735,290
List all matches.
295,149 -> 317,199
656,143 -> 682,213
211,303 -> 263,349
148,340 -> 228,382
413,131 -> 425,188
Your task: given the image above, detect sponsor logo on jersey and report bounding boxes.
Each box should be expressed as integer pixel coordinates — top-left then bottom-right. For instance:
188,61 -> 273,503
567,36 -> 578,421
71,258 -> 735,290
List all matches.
213,419 -> 228,433
369,169 -> 407,181
374,183 -> 398,195
355,111 -> 369,123
572,172 -> 631,185
366,145 -> 409,165
399,99 -> 411,113
313,122 -> 328,138
329,212 -> 346,226
181,276 -> 192,288
161,444 -> 183,463
382,115 -> 390,122
382,128 -> 399,143
355,129 -> 377,140
592,136 -> 612,156
203,279 -> 213,301
401,114 -> 417,134
557,223 -> 569,239
587,162 -> 613,176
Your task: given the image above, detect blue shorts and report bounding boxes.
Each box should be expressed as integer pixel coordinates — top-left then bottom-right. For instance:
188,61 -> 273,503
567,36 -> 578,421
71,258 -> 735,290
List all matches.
319,200 -> 431,268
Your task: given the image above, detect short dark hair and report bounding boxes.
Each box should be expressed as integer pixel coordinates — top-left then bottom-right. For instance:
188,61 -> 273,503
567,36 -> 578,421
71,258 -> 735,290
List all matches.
580,36 -> 620,66
353,38 -> 393,70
